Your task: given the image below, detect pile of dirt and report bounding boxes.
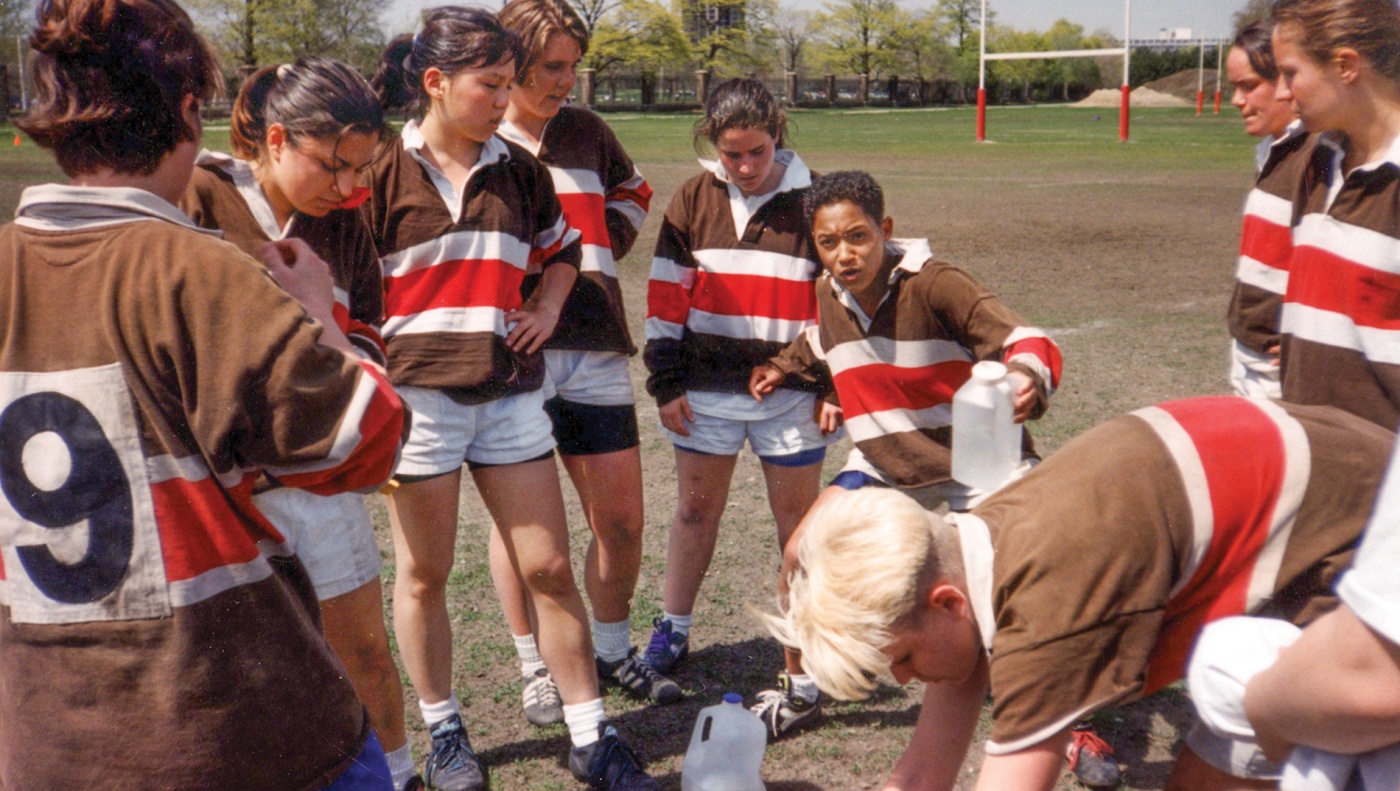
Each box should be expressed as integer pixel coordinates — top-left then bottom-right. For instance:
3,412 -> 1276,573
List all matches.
1144,68 -> 1223,102
1072,87 -> 1193,108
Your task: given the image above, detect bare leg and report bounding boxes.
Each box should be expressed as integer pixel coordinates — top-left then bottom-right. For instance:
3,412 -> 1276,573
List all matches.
473,457 -> 599,705
761,458 -> 824,551
661,450 -> 739,616
320,577 -> 408,752
386,470 -> 462,706
488,522 -> 535,637
562,446 -> 645,624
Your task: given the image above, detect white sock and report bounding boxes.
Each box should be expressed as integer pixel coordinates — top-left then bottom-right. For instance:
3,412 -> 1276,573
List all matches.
788,673 -> 819,703
563,698 -> 607,749
419,694 -> 461,729
593,618 -> 631,663
384,743 -> 415,790
663,612 -> 692,636
514,633 -> 546,676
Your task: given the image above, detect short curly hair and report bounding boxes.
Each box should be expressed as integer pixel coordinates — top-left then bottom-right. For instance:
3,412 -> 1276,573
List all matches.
802,170 -> 885,226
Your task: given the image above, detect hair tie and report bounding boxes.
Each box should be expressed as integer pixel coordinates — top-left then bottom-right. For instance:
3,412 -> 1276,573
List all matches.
276,63 -> 292,79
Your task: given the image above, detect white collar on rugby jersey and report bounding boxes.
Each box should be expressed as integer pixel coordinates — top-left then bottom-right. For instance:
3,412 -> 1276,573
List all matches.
825,237 -> 935,330
496,117 -> 549,157
196,149 -> 291,240
15,184 -> 222,235
699,148 -> 812,238
1314,130 -> 1400,212
1256,119 -> 1307,173
948,511 -> 998,658
400,118 -> 512,222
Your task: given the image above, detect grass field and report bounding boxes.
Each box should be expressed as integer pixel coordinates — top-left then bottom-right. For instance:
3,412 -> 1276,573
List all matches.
0,105 -> 1256,789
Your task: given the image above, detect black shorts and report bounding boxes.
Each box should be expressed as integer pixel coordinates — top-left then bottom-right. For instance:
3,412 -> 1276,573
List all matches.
544,397 -> 640,456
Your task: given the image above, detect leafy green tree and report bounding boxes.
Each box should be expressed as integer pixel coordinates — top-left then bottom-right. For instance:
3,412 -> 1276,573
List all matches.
884,7 -> 952,98
2,0 -> 33,114
589,0 -> 689,101
685,0 -> 777,73
1232,0 -> 1271,33
190,0 -> 387,73
813,0 -> 897,78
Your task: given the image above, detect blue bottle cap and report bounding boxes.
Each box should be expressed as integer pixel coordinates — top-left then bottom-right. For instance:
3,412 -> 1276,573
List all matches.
723,692 -> 742,704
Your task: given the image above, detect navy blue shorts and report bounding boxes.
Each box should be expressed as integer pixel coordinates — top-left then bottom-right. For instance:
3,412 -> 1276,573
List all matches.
545,397 -> 640,456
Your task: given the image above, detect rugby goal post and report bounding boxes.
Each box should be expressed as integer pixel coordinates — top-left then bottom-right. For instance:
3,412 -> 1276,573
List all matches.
976,0 -> 1131,141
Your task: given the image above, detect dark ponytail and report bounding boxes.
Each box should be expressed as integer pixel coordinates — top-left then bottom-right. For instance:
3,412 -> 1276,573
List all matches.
372,6 -> 524,115
230,57 -> 387,161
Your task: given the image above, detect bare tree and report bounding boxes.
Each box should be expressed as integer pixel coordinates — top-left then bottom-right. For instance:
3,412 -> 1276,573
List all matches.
773,7 -> 813,73
1231,0 -> 1271,33
815,0 -> 897,78
1,0 -> 32,115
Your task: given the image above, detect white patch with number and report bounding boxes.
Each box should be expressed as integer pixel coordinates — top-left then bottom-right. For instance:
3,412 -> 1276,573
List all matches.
0,364 -> 170,624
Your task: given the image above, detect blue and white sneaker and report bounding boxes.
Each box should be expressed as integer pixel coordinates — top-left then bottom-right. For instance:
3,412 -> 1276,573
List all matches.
425,714 -> 488,791
641,617 -> 688,675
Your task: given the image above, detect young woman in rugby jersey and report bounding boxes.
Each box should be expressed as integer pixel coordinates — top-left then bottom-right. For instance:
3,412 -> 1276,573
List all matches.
2,0 -> 407,787
367,8 -> 656,791
1270,0 -> 1400,431
642,77 -> 834,727
177,58 -> 418,791
1224,21 -> 1308,398
492,0 -> 676,723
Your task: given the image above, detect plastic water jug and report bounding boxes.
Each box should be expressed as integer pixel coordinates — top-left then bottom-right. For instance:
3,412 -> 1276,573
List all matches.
682,693 -> 767,791
951,360 -> 1020,492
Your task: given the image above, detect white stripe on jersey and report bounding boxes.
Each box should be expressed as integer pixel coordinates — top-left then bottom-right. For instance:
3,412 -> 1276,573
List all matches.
826,336 -> 972,374
649,256 -> 697,288
332,286 -> 350,309
1243,189 -> 1292,228
1235,255 -> 1290,294
693,248 -> 817,282
146,453 -> 251,491
1002,326 -> 1058,393
845,403 -> 953,443
381,230 -> 532,278
534,214 -> 580,254
798,324 -> 828,362
551,166 -> 604,197
686,309 -> 812,343
382,305 -> 505,339
644,315 -> 685,342
167,554 -> 275,608
1243,399 -> 1311,611
580,243 -> 618,278
606,170 -> 649,230
1129,405 -> 1215,597
1282,303 -> 1400,363
1295,214 -> 1400,276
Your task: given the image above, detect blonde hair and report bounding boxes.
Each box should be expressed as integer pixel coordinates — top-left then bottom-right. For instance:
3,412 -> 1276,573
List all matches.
761,488 -> 961,701
1272,0 -> 1400,83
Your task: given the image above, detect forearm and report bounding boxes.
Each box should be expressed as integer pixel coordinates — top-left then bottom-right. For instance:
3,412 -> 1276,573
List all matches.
884,661 -> 989,791
1246,605 -> 1400,757
973,733 -> 1070,791
525,261 -> 578,318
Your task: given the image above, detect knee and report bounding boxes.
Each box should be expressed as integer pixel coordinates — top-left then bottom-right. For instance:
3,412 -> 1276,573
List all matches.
593,507 -> 644,552
336,631 -> 397,683
675,498 -> 720,530
397,560 -> 451,600
521,555 -> 578,599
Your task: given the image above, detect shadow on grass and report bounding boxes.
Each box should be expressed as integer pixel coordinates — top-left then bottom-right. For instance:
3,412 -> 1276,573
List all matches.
1088,684 -> 1195,791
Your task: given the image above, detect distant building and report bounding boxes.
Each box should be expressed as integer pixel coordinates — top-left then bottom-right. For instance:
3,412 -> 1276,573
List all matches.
1159,27 -> 1193,40
678,0 -> 745,42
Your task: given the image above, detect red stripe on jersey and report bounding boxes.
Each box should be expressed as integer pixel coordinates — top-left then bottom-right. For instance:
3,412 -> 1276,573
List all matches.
558,192 -> 610,248
1143,397 -> 1287,693
384,257 -> 525,318
152,473 -> 277,582
1002,336 -> 1063,388
832,360 -> 973,420
1287,246 -> 1400,330
276,366 -> 406,495
689,271 -> 817,321
608,183 -> 653,211
1240,214 -> 1292,272
647,280 -> 692,325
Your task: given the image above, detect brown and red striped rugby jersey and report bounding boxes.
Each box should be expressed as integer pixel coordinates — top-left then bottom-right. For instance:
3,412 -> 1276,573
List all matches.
362,122 -> 582,403
1280,132 -> 1400,430
181,152 -> 387,363
768,239 -> 1062,489
499,106 -> 651,354
961,397 -> 1391,754
644,150 -> 822,405
0,185 -> 407,790
1227,122 -> 1312,354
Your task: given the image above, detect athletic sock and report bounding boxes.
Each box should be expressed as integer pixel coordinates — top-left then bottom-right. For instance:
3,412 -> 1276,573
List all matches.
788,673 -> 820,703
563,698 -> 607,749
662,611 -> 692,637
593,618 -> 631,663
419,694 -> 461,729
384,743 -> 416,790
514,633 -> 546,677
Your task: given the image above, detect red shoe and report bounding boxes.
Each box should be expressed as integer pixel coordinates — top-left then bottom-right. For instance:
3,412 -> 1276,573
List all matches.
1066,727 -> 1121,789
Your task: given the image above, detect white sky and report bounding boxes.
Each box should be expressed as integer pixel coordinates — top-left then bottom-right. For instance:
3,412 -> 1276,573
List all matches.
382,0 -> 1242,44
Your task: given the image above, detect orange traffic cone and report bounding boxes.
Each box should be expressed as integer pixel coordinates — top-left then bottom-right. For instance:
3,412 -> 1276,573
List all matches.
12,135 -> 19,146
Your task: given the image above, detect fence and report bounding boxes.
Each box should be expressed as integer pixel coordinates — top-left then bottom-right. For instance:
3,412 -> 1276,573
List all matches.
576,69 -> 986,111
